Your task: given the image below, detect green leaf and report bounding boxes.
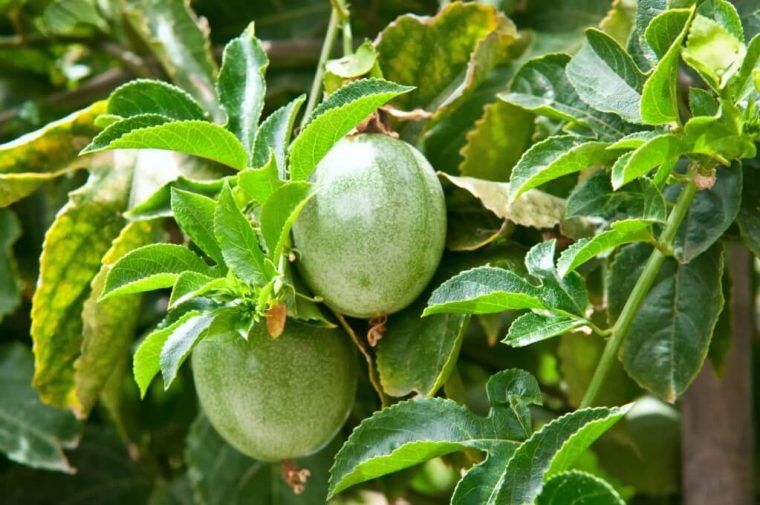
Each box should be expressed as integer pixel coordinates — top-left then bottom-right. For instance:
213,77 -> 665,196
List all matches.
489,406 -> 629,504
217,23 -> 268,160
566,170 -> 667,222
500,54 -> 632,139
31,165 -> 132,408
252,95 -> 305,172
728,33 -> 760,100
0,209 -> 21,321
424,266 -> 544,317
238,153 -> 283,205
525,240 -> 589,317
107,79 -> 206,120
688,87 -> 719,116
259,181 -> 313,260
682,14 -> 745,90
627,0 -> 668,71
510,135 -> 619,200
168,271 -> 215,309
82,117 -> 249,170
124,0 -> 218,115
170,188 -> 224,264
214,184 -> 272,285
328,369 -> 541,498
504,313 -> 587,348
682,112 -> 756,161
537,471 -> 625,504
102,243 -> 211,299
325,40 -> 379,84
73,221 -> 158,418
0,172 -> 63,207
737,163 -> 760,256
133,310 -> 203,397
611,243 -> 725,401
42,0 -> 106,34
288,78 -> 413,181
599,0 -> 638,47
610,133 -> 689,189
186,415 -> 337,505
640,9 -> 693,125
557,219 -> 653,277
451,442 -> 516,505
459,100 -> 534,181
567,28 -> 646,123
0,343 -> 80,472
160,312 -> 214,389
377,297 -> 468,397
126,175 -> 229,220
669,166 -> 742,262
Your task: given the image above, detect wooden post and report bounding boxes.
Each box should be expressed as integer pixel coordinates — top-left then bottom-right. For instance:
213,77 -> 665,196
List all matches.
682,243 -> 754,504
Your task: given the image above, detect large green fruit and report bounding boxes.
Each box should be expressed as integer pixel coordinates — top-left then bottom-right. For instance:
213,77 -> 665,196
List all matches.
292,133 -> 447,318
191,321 -> 357,462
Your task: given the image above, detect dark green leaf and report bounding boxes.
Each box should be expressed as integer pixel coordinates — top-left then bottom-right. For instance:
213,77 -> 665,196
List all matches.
525,240 -> 588,317
171,188 -> 224,264
289,79 -> 413,181
214,184 -> 272,285
566,170 -> 667,222
0,209 -> 21,321
627,0 -> 668,71
83,117 -> 249,170
217,23 -> 268,160
510,135 -> 620,199
424,266 -> 544,317
107,79 -> 206,120
0,343 -> 80,472
537,470 -> 625,504
611,243 -> 725,401
489,406 -> 629,504
688,87 -> 719,116
567,28 -> 646,123
737,163 -> 760,256
31,165 -> 132,408
252,95 -> 305,172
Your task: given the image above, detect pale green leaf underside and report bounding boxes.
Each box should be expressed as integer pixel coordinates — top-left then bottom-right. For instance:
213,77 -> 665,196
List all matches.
537,470 -> 625,504
505,313 -> 586,348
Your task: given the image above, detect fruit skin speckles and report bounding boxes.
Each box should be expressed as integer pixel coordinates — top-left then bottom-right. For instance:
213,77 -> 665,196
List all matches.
292,133 -> 447,318
191,321 -> 358,462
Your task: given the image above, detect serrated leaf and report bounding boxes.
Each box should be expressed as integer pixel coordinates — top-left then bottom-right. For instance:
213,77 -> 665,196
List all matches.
168,271 -> 215,309
611,243 -> 724,401
728,33 -> 760,100
160,312 -> 214,389
328,369 -> 541,498
504,313 -> 586,348
238,153 -> 283,205
102,243 -> 211,299
682,14 -> 745,90
124,0 -> 218,115
83,117 -> 249,170
566,170 -> 667,222
259,181 -> 313,260
500,54 -> 632,140
72,221 -> 157,418
31,165 -> 132,408
217,23 -> 268,160
126,175 -> 229,220
510,135 -> 619,200
567,28 -> 646,123
525,240 -> 589,317
252,95 -> 305,173
682,111 -> 756,161
627,0 -> 668,71
0,209 -> 21,321
610,133 -> 689,189
688,87 -> 719,116
489,406 -> 629,504
186,415 -> 337,505
451,442 -> 516,505
132,310 -> 202,397
288,79 -> 413,181
458,100 -> 534,181
0,343 -> 80,473
170,188 -> 224,264
558,219 -> 652,277
537,471 -> 625,504
669,166 -> 742,262
640,9 -> 693,125
424,266 -> 544,317
214,184 -> 272,285
107,79 -> 206,120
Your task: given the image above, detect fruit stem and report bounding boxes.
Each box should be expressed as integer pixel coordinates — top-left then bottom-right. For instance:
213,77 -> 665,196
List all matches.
300,5 -> 341,130
579,176 -> 699,408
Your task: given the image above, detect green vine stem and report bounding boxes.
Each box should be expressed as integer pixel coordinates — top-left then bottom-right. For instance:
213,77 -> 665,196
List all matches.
331,0 -> 353,55
299,7 -> 341,130
580,177 -> 699,408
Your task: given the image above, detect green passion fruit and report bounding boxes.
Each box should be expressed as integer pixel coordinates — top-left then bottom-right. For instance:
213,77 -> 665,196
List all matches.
191,321 -> 357,462
291,133 -> 447,318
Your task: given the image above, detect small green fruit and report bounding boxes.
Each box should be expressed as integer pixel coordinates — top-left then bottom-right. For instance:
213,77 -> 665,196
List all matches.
192,321 -> 357,462
292,133 -> 447,318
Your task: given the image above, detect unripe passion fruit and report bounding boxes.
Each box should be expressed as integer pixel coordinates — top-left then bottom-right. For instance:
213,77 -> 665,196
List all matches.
191,321 -> 357,462
291,134 -> 447,318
